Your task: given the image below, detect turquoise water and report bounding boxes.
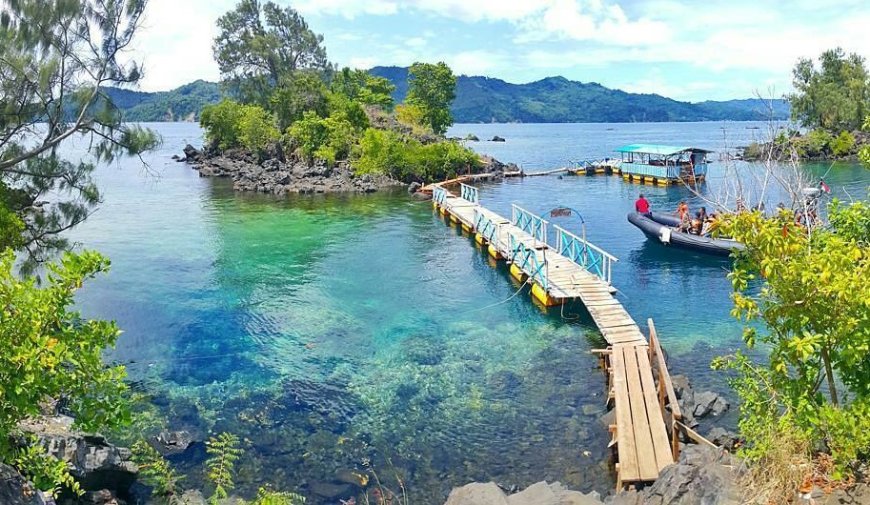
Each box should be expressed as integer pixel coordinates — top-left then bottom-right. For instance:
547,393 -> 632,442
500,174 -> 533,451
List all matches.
63,122 -> 868,502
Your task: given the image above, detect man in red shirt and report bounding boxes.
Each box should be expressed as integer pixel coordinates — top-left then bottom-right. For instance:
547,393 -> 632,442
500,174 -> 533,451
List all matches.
635,194 -> 651,215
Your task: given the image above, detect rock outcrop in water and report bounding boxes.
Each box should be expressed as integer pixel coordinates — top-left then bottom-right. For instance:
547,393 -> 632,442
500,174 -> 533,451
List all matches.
180,144 -> 404,195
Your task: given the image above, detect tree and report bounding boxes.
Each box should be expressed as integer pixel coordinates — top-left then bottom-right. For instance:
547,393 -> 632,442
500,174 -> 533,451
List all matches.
861,116 -> 870,166
214,0 -> 330,106
269,71 -> 328,129
788,48 -> 870,131
330,67 -> 395,110
405,62 -> 457,135
0,0 -> 159,274
0,249 -> 130,475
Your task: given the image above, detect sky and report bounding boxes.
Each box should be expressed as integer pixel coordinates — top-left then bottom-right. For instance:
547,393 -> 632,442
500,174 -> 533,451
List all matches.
131,0 -> 870,102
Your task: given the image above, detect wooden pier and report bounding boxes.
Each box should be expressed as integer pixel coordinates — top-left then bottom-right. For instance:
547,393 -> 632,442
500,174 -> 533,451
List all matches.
432,183 -> 686,489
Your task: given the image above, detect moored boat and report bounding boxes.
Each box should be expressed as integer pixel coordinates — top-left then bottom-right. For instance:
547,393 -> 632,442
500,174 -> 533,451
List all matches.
627,211 -> 744,257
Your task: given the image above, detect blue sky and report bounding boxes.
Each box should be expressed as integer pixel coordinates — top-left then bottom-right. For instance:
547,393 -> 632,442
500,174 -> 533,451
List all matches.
133,0 -> 870,101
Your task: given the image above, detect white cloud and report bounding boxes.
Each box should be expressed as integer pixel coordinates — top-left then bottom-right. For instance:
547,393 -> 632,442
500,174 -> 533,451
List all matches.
349,57 -> 378,70
293,0 -> 399,18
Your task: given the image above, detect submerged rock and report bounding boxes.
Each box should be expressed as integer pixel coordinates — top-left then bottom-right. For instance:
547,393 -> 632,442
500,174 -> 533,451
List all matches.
445,481 -> 603,505
151,430 -> 196,457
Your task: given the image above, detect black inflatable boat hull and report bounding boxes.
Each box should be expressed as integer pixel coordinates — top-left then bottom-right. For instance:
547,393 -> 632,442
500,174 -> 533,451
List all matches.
627,212 -> 744,257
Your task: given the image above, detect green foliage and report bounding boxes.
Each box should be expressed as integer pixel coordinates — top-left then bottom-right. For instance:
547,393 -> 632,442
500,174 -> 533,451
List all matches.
238,107 -> 280,153
406,62 -> 457,135
394,104 -> 429,135
214,0 -> 330,106
717,202 -> 870,477
286,111 -> 355,166
1,0 -> 159,271
200,100 -> 278,152
253,486 -> 306,505
0,249 -> 129,489
11,441 -> 81,498
205,432 -> 243,502
326,92 -> 369,131
861,116 -> 870,166
354,128 -> 480,182
794,129 -> 833,158
270,72 -> 329,130
331,67 -> 395,110
830,130 -> 856,157
788,47 -> 870,131
131,440 -> 183,497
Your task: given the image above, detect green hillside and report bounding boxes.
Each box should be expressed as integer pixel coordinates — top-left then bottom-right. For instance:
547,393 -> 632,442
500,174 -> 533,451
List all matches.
107,70 -> 789,123
370,66 -> 790,123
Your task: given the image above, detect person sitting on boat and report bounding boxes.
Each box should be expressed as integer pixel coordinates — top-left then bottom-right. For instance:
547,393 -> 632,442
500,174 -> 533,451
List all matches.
690,212 -> 703,235
635,193 -> 651,216
676,202 -> 691,232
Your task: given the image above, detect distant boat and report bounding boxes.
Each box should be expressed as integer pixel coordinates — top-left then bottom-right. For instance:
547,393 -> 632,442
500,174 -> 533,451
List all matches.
627,212 -> 744,257
614,144 -> 712,186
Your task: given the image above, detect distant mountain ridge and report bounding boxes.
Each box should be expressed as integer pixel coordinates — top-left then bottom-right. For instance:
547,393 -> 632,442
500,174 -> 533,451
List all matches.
369,66 -> 790,123
108,69 -> 789,123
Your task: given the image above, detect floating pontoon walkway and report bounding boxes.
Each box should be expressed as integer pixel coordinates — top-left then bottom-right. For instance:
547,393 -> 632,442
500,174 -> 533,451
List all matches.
432,183 -> 688,490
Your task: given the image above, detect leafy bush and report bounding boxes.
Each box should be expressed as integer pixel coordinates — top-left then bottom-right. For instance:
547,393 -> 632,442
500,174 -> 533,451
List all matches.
715,201 -> 870,485
794,129 -> 833,158
326,92 -> 369,131
205,432 -> 242,502
354,128 -> 479,182
286,111 -> 356,166
238,106 -> 280,153
270,72 -> 329,130
132,440 -> 183,497
13,441 -> 81,498
395,104 -> 429,135
830,130 -> 856,157
200,99 -> 278,152
861,116 -> 870,166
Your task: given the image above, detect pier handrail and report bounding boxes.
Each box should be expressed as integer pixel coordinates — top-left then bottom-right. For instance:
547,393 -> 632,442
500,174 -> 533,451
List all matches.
474,209 -> 502,247
460,183 -> 479,203
647,318 -> 684,460
509,234 -> 548,290
511,204 -> 548,244
433,186 -> 448,205
552,224 -> 618,285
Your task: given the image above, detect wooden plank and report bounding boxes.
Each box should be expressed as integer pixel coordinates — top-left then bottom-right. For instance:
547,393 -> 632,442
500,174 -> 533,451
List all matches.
611,348 -> 639,482
623,346 -> 659,481
635,347 -> 675,472
649,319 -> 682,421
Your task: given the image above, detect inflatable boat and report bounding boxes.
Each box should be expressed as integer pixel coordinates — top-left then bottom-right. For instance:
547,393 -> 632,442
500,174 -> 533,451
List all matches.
627,212 -> 745,257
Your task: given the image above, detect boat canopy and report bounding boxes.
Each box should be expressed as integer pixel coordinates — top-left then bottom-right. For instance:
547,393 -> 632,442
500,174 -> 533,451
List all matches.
615,144 -> 713,156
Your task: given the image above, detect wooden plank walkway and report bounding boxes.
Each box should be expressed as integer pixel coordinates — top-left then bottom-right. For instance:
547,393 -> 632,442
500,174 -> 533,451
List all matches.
432,183 -> 681,489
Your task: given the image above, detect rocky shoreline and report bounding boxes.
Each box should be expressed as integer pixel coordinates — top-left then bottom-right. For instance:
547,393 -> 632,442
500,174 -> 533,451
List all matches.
176,145 -> 518,196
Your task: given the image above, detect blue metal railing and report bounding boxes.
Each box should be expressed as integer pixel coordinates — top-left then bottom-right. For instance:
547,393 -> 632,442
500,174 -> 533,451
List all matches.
509,234 -> 548,290
511,204 -> 548,243
553,224 -> 618,284
460,183 -> 479,203
433,186 -> 448,205
474,209 -> 501,245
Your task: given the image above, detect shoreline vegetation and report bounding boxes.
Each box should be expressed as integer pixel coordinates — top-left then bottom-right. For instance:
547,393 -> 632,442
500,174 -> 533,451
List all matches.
1,1 -> 869,505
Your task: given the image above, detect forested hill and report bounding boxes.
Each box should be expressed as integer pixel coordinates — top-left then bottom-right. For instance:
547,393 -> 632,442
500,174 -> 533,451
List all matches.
369,66 -> 790,123
105,80 -> 221,122
108,71 -> 789,123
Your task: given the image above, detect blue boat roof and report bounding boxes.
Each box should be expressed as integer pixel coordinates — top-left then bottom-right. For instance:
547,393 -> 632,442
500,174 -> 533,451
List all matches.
615,144 -> 712,155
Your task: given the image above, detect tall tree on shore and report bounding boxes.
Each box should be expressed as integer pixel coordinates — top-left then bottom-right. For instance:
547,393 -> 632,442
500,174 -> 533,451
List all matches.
788,48 -> 870,132
406,62 -> 457,135
0,0 -> 159,273
214,0 -> 331,106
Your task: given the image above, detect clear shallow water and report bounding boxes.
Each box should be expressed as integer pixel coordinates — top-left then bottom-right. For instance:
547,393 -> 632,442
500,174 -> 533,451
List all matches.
63,122 -> 868,503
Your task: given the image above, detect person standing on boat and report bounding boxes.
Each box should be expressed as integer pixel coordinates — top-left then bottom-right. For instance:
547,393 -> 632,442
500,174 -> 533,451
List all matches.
635,194 -> 651,216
